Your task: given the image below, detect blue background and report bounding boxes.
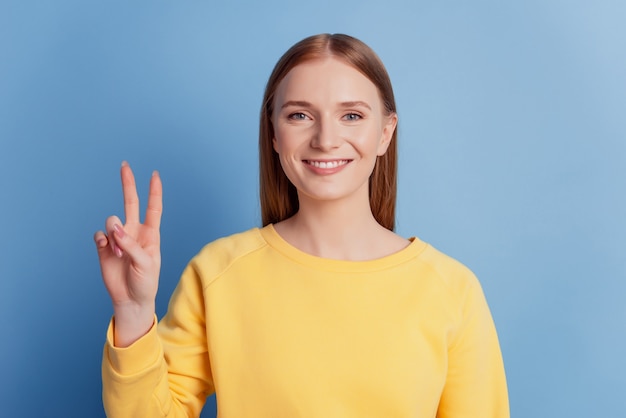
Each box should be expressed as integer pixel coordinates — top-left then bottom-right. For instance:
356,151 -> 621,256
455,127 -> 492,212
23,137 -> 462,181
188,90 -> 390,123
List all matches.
1,1 -> 625,417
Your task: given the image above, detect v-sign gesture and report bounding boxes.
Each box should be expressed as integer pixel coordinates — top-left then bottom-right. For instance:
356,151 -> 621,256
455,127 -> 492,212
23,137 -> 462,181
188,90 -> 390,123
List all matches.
94,161 -> 163,347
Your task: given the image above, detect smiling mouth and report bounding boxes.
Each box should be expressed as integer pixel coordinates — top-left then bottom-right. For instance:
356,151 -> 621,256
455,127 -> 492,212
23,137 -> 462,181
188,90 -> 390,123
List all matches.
304,159 -> 351,169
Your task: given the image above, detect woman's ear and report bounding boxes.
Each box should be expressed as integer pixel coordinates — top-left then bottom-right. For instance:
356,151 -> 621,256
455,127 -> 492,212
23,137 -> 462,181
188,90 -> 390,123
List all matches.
377,113 -> 398,156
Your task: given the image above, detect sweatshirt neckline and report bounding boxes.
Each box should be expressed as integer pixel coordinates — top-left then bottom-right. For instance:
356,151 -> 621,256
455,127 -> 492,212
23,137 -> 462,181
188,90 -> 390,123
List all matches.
258,224 -> 428,273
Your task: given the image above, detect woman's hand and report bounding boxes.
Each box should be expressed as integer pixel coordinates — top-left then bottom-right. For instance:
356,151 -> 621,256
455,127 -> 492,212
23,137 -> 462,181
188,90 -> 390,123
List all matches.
94,162 -> 163,347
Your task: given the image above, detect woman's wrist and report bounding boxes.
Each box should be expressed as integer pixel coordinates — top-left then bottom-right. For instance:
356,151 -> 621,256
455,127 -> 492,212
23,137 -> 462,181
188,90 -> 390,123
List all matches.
112,302 -> 156,348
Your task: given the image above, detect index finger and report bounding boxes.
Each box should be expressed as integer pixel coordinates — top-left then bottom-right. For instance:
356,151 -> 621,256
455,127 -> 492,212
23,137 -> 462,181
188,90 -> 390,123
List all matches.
144,170 -> 163,229
121,161 -> 140,224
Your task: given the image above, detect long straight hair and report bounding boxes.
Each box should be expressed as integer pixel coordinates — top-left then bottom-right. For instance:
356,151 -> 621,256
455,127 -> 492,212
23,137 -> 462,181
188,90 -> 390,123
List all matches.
259,34 -> 398,230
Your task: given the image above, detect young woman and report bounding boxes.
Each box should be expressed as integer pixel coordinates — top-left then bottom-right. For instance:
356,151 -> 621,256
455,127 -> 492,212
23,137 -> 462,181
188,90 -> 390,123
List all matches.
96,33 -> 509,417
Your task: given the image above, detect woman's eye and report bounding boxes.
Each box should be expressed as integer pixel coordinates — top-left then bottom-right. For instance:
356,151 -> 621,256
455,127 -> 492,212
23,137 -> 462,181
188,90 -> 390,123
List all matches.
343,113 -> 362,121
288,112 -> 308,120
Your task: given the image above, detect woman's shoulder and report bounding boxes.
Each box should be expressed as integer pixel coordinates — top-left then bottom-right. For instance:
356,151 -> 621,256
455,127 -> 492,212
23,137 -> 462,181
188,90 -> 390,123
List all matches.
186,227 -> 269,281
412,240 -> 481,293
201,227 -> 266,252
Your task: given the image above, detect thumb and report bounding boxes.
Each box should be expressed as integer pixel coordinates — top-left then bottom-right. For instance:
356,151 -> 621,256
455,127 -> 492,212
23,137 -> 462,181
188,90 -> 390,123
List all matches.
111,224 -> 150,266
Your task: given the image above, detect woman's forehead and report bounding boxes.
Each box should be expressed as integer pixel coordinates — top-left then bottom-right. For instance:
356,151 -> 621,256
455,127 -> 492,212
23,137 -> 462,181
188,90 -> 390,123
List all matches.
274,57 -> 380,105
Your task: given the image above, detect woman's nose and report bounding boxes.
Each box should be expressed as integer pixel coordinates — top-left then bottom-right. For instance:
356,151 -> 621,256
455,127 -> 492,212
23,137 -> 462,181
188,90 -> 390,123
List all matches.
311,119 -> 341,151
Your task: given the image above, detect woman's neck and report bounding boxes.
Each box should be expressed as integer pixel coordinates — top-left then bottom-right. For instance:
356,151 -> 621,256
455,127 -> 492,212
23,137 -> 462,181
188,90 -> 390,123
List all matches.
273,194 -> 408,261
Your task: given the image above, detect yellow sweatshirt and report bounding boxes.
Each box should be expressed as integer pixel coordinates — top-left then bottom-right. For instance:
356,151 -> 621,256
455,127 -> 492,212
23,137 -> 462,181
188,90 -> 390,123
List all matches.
102,225 -> 509,417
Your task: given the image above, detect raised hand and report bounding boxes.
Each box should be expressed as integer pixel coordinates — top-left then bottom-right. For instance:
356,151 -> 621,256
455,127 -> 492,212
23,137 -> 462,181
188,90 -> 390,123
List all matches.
94,161 -> 163,347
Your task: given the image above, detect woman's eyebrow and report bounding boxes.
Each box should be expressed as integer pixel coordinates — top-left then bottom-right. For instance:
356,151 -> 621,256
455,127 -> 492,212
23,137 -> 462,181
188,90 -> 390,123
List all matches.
280,100 -> 372,110
280,100 -> 312,109
339,101 -> 372,110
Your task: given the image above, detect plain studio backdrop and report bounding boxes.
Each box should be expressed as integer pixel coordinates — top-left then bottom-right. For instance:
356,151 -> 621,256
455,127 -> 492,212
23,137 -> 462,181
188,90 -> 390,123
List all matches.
1,1 -> 624,417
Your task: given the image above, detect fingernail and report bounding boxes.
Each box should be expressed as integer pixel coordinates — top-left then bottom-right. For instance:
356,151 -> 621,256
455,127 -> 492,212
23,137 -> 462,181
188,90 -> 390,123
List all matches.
96,238 -> 107,248
110,240 -> 123,258
152,170 -> 159,177
113,224 -> 125,239
121,161 -> 128,167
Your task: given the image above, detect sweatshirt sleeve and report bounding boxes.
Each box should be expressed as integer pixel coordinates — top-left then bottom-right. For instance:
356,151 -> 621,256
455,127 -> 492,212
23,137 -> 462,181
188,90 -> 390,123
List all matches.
437,278 -> 510,418
102,262 -> 214,418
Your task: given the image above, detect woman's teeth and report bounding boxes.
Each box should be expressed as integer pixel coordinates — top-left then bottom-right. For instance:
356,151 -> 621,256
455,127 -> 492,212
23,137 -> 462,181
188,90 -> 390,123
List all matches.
306,160 -> 349,168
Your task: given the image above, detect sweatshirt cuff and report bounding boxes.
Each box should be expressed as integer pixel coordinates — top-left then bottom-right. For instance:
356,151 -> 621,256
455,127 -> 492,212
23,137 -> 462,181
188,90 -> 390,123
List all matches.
105,315 -> 162,376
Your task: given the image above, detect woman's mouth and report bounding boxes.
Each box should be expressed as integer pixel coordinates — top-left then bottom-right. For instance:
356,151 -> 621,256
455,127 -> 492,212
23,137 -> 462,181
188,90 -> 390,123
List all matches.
304,159 -> 351,169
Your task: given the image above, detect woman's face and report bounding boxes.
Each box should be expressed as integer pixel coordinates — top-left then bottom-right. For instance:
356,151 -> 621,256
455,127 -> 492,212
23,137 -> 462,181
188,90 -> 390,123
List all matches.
271,57 -> 397,207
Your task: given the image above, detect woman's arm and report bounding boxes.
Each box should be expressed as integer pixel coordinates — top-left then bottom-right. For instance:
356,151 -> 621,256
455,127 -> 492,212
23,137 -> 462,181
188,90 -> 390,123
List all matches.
96,163 -> 213,417
437,279 -> 510,418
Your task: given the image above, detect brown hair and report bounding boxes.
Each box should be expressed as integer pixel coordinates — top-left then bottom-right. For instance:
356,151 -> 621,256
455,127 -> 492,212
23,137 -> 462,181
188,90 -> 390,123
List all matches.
259,33 -> 398,230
